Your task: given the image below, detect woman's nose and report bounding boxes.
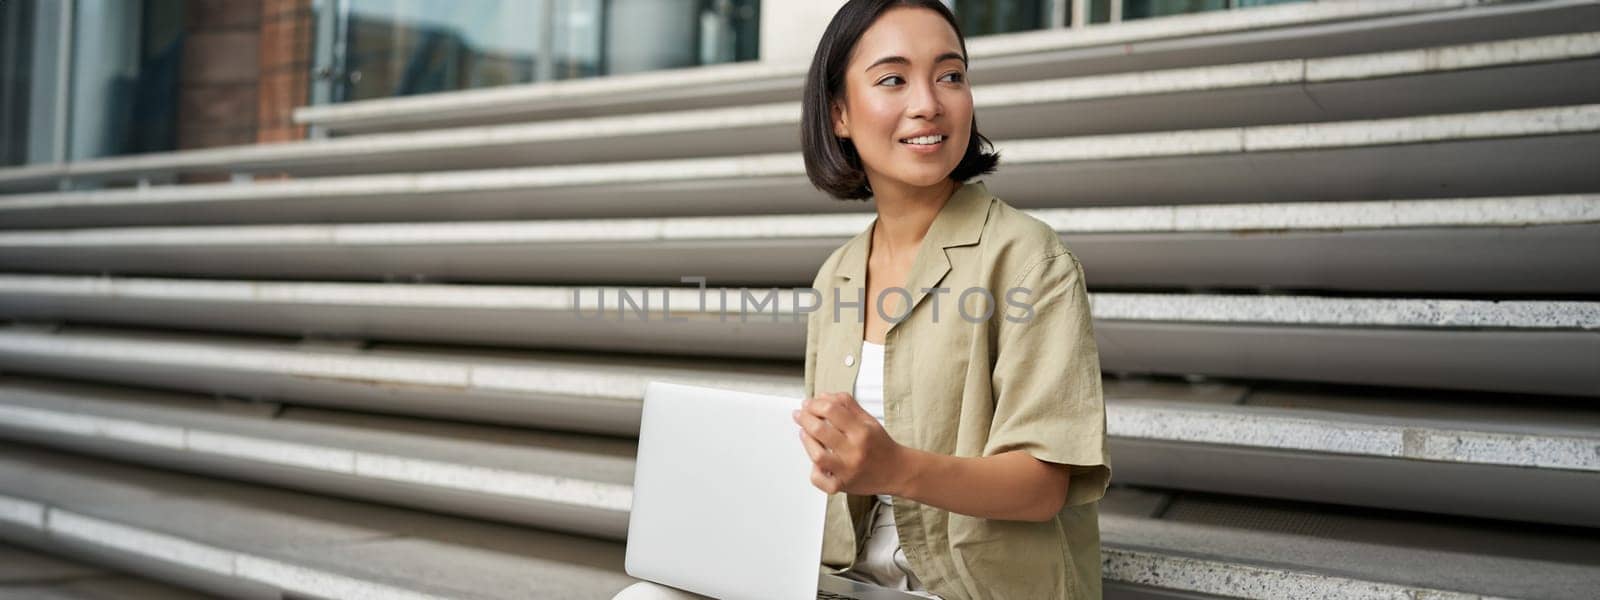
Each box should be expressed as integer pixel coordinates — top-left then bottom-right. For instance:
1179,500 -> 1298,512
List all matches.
905,79 -> 942,119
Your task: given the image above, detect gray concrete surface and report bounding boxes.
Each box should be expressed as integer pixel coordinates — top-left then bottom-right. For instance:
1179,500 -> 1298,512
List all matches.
0,543 -> 215,599
2,444 -> 1596,600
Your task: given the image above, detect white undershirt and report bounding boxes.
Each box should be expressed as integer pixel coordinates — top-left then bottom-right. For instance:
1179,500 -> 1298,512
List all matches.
849,340 -> 939,596
853,340 -> 893,506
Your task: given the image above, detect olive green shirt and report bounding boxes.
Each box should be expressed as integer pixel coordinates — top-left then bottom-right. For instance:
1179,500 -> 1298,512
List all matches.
804,180 -> 1112,600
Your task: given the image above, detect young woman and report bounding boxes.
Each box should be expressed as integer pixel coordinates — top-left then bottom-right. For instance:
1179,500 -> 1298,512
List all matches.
616,1 -> 1108,598
794,1 -> 1111,599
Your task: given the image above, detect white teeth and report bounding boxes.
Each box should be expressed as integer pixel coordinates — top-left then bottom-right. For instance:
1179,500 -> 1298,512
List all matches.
901,135 -> 944,145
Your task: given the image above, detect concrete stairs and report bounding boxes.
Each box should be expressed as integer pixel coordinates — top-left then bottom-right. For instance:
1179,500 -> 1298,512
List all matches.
0,1 -> 1595,598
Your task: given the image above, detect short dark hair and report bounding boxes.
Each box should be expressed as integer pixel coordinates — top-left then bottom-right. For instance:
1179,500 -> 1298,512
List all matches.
801,0 -> 1000,201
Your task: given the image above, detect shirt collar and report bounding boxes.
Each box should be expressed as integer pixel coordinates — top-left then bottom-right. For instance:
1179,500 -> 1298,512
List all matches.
836,179 -> 992,282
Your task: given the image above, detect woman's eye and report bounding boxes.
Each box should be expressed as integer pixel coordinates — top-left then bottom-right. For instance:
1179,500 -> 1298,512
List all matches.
876,73 -> 962,86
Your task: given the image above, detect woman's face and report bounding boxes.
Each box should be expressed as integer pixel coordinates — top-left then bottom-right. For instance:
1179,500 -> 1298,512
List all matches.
833,6 -> 972,195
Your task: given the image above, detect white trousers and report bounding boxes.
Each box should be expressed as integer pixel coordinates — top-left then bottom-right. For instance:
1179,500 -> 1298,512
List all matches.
611,500 -> 943,600
610,581 -> 710,599
837,499 -> 943,599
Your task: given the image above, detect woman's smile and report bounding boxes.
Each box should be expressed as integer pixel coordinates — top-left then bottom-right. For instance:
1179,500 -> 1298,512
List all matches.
898,133 -> 946,155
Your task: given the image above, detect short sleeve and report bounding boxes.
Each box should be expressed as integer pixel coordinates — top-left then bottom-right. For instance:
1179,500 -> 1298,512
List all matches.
985,250 -> 1111,507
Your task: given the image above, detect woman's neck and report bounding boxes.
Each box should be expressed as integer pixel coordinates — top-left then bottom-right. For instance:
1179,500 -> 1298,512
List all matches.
869,177 -> 960,260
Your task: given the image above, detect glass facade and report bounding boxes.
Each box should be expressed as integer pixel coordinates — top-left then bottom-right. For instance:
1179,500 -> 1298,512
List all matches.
0,0 -> 185,167
1234,0 -> 1310,7
69,0 -> 185,161
953,0 -> 1053,36
1089,0 -> 1113,24
1124,0 -> 1228,21
316,0 -> 761,104
0,0 -> 1314,168
0,0 -> 53,166
1124,0 -> 1309,21
334,0 -> 544,102
947,0 -> 1310,34
551,0 -> 605,80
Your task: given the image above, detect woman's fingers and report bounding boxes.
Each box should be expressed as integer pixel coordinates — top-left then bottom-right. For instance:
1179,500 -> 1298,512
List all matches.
799,428 -> 841,493
797,393 -> 905,497
831,391 -> 872,421
803,393 -> 866,439
793,408 -> 847,451
810,465 -> 840,494
798,393 -> 880,493
797,427 -> 828,463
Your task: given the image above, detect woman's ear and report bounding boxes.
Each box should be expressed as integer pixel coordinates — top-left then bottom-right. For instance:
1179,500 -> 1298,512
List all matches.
832,102 -> 851,139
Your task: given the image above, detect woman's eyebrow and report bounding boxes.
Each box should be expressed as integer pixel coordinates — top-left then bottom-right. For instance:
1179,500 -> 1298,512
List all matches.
863,51 -> 968,72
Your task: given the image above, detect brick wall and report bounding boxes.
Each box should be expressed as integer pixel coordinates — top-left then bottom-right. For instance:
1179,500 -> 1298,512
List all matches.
178,0 -> 262,152
258,0 -> 313,144
174,0 -> 312,181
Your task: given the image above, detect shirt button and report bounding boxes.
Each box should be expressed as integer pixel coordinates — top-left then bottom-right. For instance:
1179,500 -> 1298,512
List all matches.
844,353 -> 855,367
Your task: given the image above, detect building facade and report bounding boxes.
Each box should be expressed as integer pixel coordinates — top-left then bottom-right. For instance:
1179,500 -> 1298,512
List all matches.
2,0 -> 1306,167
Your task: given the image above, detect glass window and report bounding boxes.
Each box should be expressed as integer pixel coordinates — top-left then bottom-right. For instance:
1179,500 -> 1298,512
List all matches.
1123,0 -> 1228,21
550,0 -> 604,80
339,0 -> 543,102
698,0 -> 760,67
603,0 -> 700,75
1089,0 -> 1112,24
953,0 -> 1052,36
0,0 -> 52,166
323,0 -> 760,103
2,0 -> 184,166
1234,0 -> 1309,6
129,0 -> 185,158
602,0 -> 759,76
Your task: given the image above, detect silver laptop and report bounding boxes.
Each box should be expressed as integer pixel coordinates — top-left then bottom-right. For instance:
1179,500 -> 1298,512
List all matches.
626,381 -> 932,600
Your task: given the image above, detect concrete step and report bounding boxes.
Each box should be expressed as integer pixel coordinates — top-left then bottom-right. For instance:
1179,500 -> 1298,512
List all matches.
5,31 -> 1594,193
4,104 -> 1596,230
2,193 -> 1596,295
1,286 -> 1593,395
0,374 -> 637,540
1,442 -> 1596,599
294,0 -> 1599,135
1098,486 -> 1600,600
1106,380 -> 1600,526
0,542 -> 216,599
0,443 -> 638,599
1089,293 -> 1600,395
1,339 -> 1595,524
0,324 -> 803,434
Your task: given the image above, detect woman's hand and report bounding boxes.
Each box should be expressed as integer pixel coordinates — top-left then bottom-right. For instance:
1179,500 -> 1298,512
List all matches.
793,391 -> 910,496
